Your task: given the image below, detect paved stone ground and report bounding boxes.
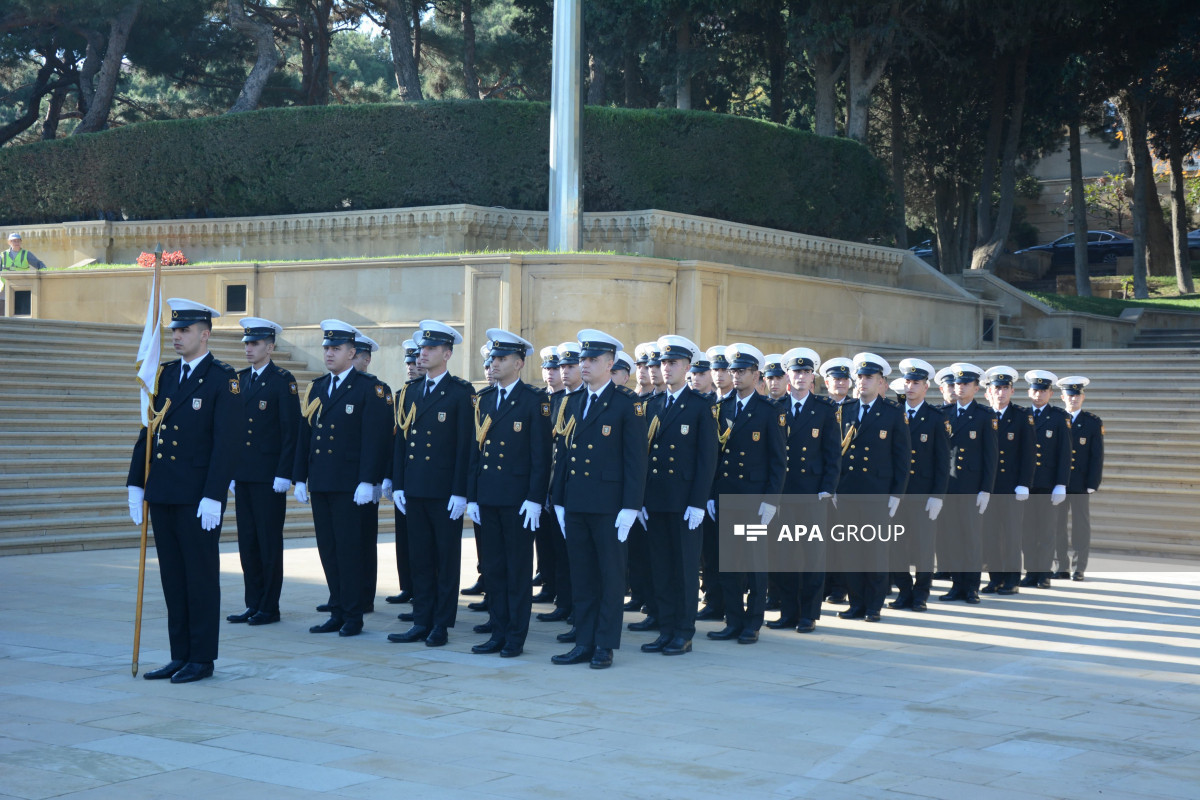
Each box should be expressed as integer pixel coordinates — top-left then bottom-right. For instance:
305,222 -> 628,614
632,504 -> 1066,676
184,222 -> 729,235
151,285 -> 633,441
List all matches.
1,536 -> 1198,800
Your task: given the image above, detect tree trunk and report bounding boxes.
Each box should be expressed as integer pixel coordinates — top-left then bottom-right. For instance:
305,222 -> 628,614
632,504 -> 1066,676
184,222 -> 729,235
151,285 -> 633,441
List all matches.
383,0 -> 422,100
764,7 -> 786,124
297,1 -> 333,106
889,77 -> 907,249
1167,109 -> 1196,294
227,0 -> 282,113
1117,91 -> 1150,299
461,0 -> 481,99
971,46 -> 1028,273
934,179 -> 972,275
975,57 -> 1009,244
587,51 -> 606,105
74,1 -> 141,135
41,86 -> 66,140
675,11 -> 691,110
843,21 -> 894,143
1068,118 -> 1092,296
77,29 -> 105,117
1144,178 -> 1176,277
411,0 -> 422,65
0,57 -> 55,146
812,49 -> 843,137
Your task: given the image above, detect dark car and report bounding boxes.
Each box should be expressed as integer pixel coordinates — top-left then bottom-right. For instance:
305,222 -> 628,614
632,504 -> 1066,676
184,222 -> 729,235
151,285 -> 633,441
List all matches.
1015,230 -> 1134,267
909,239 -> 937,267
1189,229 -> 1200,260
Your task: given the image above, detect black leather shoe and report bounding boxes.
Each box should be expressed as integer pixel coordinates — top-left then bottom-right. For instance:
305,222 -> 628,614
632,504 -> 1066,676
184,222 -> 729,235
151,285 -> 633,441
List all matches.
309,618 -> 342,633
997,586 -> 1019,595
398,612 -> 415,622
911,601 -> 928,612
531,590 -> 555,603
461,580 -> 485,596
473,622 -> 493,634
425,626 -> 448,647
766,617 -> 798,630
824,593 -> 848,604
556,627 -> 577,643
1037,578 -> 1053,589
864,612 -> 882,622
1052,571 -> 1071,580
980,583 -> 999,594
695,605 -> 725,621
796,619 -> 816,633
1018,574 -> 1039,587
537,607 -> 570,622
706,625 -> 741,640
838,607 -> 865,620
933,571 -> 950,580
467,600 -> 489,612
339,620 -> 363,637
1072,572 -> 1084,581
170,661 -> 214,684
143,660 -> 186,680
363,605 -> 374,614
736,630 -> 759,644
627,616 -> 659,632
940,589 -> 966,602
472,638 -> 504,654
662,637 -> 692,655
964,591 -> 981,604
622,598 -> 643,611
387,625 -> 430,643
641,633 -> 671,653
764,597 -> 782,611
551,645 -> 594,665
590,648 -> 613,669
316,603 -> 334,612
247,611 -> 280,626
500,644 -> 523,658
226,608 -> 255,623
888,597 -> 912,610
385,591 -> 412,604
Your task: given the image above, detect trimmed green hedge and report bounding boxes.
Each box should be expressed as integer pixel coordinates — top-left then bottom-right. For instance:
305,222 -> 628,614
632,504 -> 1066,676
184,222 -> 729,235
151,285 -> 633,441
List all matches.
1,101 -> 889,240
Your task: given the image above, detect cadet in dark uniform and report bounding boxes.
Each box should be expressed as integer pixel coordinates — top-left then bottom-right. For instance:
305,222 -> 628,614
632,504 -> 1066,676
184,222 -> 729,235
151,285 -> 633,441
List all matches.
1058,376 -> 1104,580
633,343 -> 656,398
686,350 -> 713,396
934,367 -> 957,408
537,342 -> 582,628
351,333 -> 392,614
386,338 -> 423,607
889,358 -> 950,612
389,320 -> 475,647
819,357 -> 858,605
763,355 -> 788,403
771,347 -> 840,633
626,343 -> 662,620
638,335 -> 717,656
550,330 -> 648,669
293,320 -> 393,637
226,317 -> 299,627
465,330 -> 552,658
128,298 -> 239,683
1020,370 -> 1072,588
707,343 -> 787,644
981,366 -> 1035,594
611,350 -> 633,388
696,345 -> 729,622
532,346 -> 564,606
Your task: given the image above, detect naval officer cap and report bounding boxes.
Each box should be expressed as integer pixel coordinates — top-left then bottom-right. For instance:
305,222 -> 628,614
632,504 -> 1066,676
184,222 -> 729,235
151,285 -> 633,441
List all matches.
167,298 -> 220,329
320,319 -> 361,347
657,334 -> 699,363
1024,369 -> 1058,390
480,342 -> 492,367
239,316 -> 281,342
899,357 -> 935,382
403,338 -> 419,363
705,345 -> 730,369
763,354 -> 786,378
577,329 -> 623,359
820,357 -> 853,380
853,352 -> 892,377
540,345 -> 560,368
485,328 -> 534,359
556,341 -> 581,365
689,353 -> 712,374
985,365 -> 1018,387
415,319 -> 462,348
724,343 -> 764,371
890,377 -> 908,396
613,351 -> 634,373
948,362 -> 983,383
935,366 -> 956,386
1057,375 -> 1090,395
784,347 -> 821,372
354,333 -> 380,353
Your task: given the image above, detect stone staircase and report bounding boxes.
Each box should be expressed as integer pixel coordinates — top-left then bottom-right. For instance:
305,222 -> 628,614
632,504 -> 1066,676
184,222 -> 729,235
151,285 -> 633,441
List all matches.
1127,328 -> 1200,348
0,318 -> 393,555
901,347 -> 1200,561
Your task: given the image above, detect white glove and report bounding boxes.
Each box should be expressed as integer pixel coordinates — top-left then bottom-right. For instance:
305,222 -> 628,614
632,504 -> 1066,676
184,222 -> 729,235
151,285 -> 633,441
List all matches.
519,500 -> 541,531
228,480 -> 236,495
684,506 -> 705,530
758,502 -> 776,527
638,507 -> 649,530
447,495 -> 467,520
466,501 -> 481,525
925,496 -> 942,521
818,492 -> 832,501
887,496 -> 901,518
706,499 -> 717,521
1015,485 -> 1029,502
976,491 -> 990,514
1087,488 -> 1095,494
272,476 -> 290,493
393,489 -> 406,514
555,505 -> 566,533
353,482 -> 374,506
1051,485 -> 1066,506
381,478 -> 392,497
615,508 -> 639,542
127,486 -> 144,526
294,482 -> 309,504
197,497 -> 222,531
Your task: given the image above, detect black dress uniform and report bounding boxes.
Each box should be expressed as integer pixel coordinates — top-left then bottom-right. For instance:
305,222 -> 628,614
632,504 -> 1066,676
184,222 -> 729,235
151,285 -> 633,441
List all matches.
392,371 -> 475,635
710,391 -> 787,638
1023,403 -> 1072,585
776,392 -> 841,626
541,385 -> 578,620
232,360 -> 300,620
643,385 -> 718,650
128,352 -> 240,668
985,403 -> 1035,592
357,371 -> 393,612
1063,409 -> 1104,577
467,379 -> 552,652
942,399 -> 998,600
891,401 -> 950,609
294,368 -> 393,631
824,394 -> 859,602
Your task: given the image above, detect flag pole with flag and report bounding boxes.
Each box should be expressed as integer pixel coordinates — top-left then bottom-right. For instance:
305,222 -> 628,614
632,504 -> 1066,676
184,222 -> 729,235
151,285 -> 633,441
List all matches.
132,244 -> 164,677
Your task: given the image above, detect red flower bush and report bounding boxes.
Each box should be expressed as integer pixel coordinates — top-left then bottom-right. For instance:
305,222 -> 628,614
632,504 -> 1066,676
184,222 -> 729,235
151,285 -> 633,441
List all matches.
137,250 -> 188,267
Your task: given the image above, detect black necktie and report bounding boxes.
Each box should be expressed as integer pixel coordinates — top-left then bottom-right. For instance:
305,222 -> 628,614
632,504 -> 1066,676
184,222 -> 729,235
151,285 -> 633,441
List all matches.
793,402 -> 801,418
732,400 -> 741,419
180,363 -> 191,384
584,393 -> 596,418
859,403 -> 869,422
250,371 -> 259,387
908,408 -> 916,422
665,395 -> 675,413
958,406 -> 965,418
425,380 -> 435,397
496,388 -> 506,412
330,375 -> 340,396
1035,407 -> 1042,420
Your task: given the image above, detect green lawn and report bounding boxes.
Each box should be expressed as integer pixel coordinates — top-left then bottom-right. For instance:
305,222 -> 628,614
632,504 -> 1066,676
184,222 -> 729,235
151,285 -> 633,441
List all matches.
1031,269 -> 1200,317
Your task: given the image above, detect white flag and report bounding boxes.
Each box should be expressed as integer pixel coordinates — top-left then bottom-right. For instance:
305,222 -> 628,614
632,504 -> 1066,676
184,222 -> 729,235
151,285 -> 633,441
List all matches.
135,269 -> 162,427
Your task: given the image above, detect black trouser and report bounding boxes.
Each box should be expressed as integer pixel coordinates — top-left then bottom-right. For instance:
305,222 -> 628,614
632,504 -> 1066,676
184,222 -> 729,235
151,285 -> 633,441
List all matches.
234,481 -> 285,615
361,498 -> 379,610
777,497 -> 829,622
150,502 -> 222,663
550,511 -> 573,611
565,511 -> 628,650
311,491 -> 365,624
892,496 -> 936,606
534,511 -> 559,598
1063,494 -> 1092,573
647,511 -> 702,640
944,493 -> 983,592
394,505 -> 412,593
478,504 -> 534,647
1025,489 -> 1063,578
700,514 -> 724,611
626,523 -> 655,615
985,494 -> 1025,588
845,496 -> 889,614
719,570 -> 767,632
407,496 -> 463,629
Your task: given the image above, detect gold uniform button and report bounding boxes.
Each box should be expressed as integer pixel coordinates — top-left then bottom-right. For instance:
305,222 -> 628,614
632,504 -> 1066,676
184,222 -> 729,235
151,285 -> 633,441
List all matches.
425,456 -> 431,461
572,457 -> 577,462
483,464 -> 488,470
669,444 -> 675,450
316,436 -> 321,441
584,472 -> 589,477
587,444 -> 593,450
497,466 -> 502,471
330,425 -> 335,429
318,424 -> 323,429
329,436 -> 334,441
249,418 -> 254,423
668,469 -> 674,474
172,440 -> 178,446
653,444 -> 659,449
652,469 -> 658,474
486,439 -> 491,445
170,456 -> 176,461
409,454 -> 414,460
723,472 -> 728,477
156,453 -> 162,459
652,456 -> 658,462
173,425 -> 179,431
316,449 -> 321,454
571,470 -> 576,475
500,441 -> 505,446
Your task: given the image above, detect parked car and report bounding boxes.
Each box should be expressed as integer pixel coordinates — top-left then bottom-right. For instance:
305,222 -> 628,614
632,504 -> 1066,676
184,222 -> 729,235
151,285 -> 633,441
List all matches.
1014,230 -> 1133,267
1188,229 -> 1200,260
909,239 -> 937,267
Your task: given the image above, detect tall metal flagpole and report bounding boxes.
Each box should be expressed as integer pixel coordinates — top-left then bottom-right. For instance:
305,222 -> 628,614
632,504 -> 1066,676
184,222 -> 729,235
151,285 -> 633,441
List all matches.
548,0 -> 582,251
